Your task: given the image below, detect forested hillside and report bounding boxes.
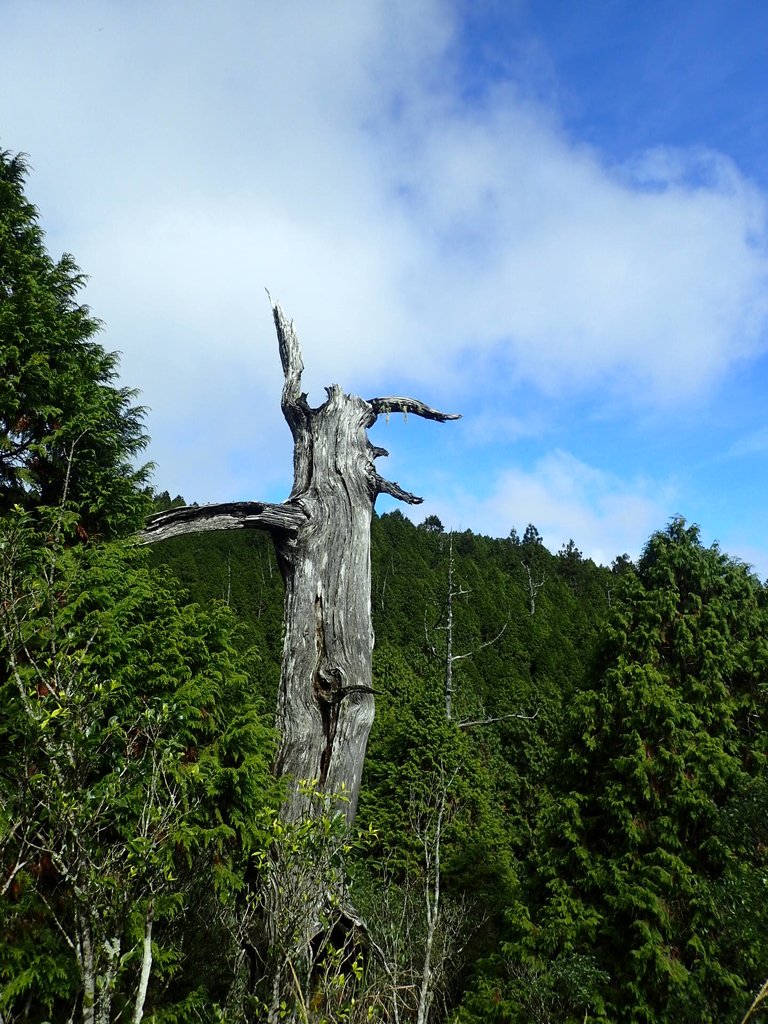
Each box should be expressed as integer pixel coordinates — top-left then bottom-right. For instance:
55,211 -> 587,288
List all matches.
146,503 -> 768,1023
3,147 -> 768,1023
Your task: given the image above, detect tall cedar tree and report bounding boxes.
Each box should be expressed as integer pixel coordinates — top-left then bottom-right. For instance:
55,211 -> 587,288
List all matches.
516,518 -> 768,1024
0,149 -> 150,538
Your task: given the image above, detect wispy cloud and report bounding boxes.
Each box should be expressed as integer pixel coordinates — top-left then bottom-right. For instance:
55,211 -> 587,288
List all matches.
427,450 -> 675,566
727,426 -> 768,457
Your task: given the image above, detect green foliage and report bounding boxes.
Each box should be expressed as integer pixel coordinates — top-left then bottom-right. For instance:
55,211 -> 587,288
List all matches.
456,950 -> 609,1024
0,150 -> 151,537
419,514 -> 445,533
152,489 -> 188,513
147,528 -> 284,701
0,507 -> 278,1021
245,781 -> 376,1024
497,518 -> 768,1024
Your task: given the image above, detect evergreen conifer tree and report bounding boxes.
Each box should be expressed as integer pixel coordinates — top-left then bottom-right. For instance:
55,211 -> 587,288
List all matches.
517,518 -> 768,1024
0,149 -> 150,537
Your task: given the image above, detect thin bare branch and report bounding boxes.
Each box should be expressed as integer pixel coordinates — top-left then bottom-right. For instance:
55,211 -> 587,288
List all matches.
1,851 -> 31,897
451,620 -> 508,662
458,709 -> 539,730
61,432 -> 87,506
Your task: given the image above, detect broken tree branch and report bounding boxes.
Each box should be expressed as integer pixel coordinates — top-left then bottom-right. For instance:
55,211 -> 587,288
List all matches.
368,397 -> 461,424
141,500 -> 308,544
373,475 -> 424,505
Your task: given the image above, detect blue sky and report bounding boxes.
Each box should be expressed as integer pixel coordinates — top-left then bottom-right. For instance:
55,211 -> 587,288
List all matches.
2,0 -> 768,573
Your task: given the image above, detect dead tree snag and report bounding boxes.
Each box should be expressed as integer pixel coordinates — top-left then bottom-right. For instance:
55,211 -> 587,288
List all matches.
143,303 -> 459,824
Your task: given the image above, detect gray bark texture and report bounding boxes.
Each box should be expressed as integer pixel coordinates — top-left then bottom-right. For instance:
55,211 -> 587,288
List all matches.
143,303 -> 458,824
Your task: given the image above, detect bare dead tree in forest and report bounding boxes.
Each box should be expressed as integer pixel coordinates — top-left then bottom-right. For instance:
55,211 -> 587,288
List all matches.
143,303 -> 459,825
425,534 -> 470,723
425,534 -> 535,730
522,560 -> 547,616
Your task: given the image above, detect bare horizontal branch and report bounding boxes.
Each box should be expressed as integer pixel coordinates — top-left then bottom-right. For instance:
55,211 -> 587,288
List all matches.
458,709 -> 539,730
373,474 -> 423,505
368,397 -> 461,423
140,500 -> 308,544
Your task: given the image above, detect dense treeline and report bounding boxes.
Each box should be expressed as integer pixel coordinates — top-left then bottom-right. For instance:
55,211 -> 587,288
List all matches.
3,147 -> 768,1022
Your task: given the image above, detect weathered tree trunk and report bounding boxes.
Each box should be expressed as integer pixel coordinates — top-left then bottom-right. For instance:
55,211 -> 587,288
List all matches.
144,304 -> 458,823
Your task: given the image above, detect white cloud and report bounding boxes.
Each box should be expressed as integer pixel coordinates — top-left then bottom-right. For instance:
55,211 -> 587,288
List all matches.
392,108 -> 768,398
426,450 -> 674,566
2,0 -> 768,504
